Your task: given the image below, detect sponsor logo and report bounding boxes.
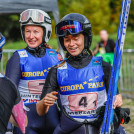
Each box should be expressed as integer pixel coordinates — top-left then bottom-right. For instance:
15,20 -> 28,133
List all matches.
18,50 -> 28,57
48,50 -> 56,56
92,59 -> 101,66
60,81 -> 104,92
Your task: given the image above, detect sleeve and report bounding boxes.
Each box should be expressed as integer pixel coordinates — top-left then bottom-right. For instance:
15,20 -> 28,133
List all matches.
40,67 -> 59,99
102,61 -> 119,94
5,51 -> 21,87
8,77 -> 21,105
110,39 -> 116,51
3,77 -> 21,105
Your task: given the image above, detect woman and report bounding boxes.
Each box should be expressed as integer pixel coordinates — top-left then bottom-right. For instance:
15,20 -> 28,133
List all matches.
6,9 -> 61,134
37,13 -> 126,134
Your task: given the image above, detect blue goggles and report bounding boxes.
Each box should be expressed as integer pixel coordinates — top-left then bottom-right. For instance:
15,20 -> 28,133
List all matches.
55,20 -> 84,37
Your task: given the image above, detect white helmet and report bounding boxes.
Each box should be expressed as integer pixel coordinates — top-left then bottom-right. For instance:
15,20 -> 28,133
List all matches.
19,9 -> 52,43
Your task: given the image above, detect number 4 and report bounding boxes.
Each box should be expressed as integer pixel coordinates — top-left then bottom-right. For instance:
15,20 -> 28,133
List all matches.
79,96 -> 87,107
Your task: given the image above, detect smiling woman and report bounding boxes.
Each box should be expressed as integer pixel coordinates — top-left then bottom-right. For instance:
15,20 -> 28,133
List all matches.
37,13 -> 127,134
5,9 -> 62,134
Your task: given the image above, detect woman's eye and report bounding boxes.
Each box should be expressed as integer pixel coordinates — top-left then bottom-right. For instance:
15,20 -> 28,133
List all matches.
25,30 -> 30,33
64,38 -> 69,42
25,31 -> 30,34
34,31 -> 39,34
64,40 -> 68,42
74,37 -> 78,40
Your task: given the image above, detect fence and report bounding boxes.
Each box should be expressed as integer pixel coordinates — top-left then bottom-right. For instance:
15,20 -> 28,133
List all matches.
119,49 -> 134,91
0,49 -> 134,92
0,49 -> 16,73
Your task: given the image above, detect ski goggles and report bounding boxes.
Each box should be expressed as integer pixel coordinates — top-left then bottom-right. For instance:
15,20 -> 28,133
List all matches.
55,20 -> 90,37
20,9 -> 51,24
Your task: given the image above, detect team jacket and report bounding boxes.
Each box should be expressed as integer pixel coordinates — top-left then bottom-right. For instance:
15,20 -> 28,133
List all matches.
17,48 -> 60,105
57,56 -> 107,123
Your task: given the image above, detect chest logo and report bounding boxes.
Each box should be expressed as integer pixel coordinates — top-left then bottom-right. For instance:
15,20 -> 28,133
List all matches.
18,50 -> 28,57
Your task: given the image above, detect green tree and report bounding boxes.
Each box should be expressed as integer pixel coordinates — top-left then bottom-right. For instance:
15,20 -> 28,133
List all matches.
0,14 -> 21,41
109,0 -> 122,33
128,0 -> 134,30
83,0 -> 111,34
110,0 -> 134,31
0,0 -> 134,41
58,0 -> 111,34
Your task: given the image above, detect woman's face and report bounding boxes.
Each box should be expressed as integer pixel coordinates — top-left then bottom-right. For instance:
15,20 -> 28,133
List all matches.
24,25 -> 43,48
64,33 -> 84,56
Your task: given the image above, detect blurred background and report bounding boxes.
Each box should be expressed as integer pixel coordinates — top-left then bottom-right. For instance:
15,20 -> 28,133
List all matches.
0,0 -> 134,133
0,0 -> 134,48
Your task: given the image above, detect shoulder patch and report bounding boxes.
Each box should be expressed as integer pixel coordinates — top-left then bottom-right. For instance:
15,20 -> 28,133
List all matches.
18,50 -> 28,57
47,49 -> 56,56
92,59 -> 102,66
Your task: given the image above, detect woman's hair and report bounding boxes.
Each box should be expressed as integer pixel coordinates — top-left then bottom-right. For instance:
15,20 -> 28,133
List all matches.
87,48 -> 93,56
44,43 -> 53,49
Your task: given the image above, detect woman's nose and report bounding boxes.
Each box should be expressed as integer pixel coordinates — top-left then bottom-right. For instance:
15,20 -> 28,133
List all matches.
29,32 -> 34,38
69,39 -> 75,46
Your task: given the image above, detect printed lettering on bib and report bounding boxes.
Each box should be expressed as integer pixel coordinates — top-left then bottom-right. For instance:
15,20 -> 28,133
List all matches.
68,93 -> 98,111
28,80 -> 45,94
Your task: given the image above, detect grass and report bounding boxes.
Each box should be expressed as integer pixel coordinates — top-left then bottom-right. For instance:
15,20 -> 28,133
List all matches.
3,38 -> 59,50
3,30 -> 134,50
1,30 -> 134,74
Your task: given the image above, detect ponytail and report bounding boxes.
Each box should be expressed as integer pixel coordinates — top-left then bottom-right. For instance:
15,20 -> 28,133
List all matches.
44,43 -> 52,49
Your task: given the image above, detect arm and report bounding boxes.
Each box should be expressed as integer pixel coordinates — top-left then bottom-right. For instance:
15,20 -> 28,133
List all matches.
37,99 -> 48,116
109,39 -> 116,52
5,52 -> 21,87
36,67 -> 59,115
9,115 -> 18,127
9,114 -> 28,127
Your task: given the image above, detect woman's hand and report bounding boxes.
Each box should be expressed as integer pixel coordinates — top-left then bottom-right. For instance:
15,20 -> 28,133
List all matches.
43,91 -> 58,106
36,91 -> 58,116
9,114 -> 28,127
114,94 -> 123,109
